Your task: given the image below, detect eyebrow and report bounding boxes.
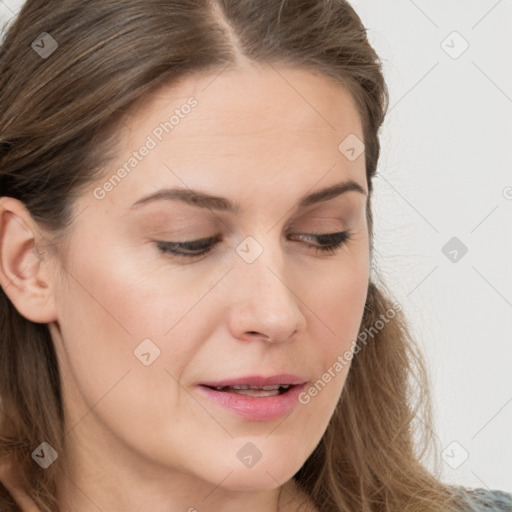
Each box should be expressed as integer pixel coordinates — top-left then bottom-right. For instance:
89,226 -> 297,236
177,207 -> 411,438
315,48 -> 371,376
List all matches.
129,179 -> 367,213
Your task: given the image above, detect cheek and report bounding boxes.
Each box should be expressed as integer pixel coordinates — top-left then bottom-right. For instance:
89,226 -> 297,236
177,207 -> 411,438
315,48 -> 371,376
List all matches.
54,238 -> 221,392
292,256 -> 368,412
53,246 -> 167,399
61,236 -> 193,334
309,252 -> 369,349
54,245 -> 210,452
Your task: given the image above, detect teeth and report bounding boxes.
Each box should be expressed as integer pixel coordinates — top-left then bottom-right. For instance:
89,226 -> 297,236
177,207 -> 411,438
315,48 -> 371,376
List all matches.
231,388 -> 280,397
210,384 -> 292,393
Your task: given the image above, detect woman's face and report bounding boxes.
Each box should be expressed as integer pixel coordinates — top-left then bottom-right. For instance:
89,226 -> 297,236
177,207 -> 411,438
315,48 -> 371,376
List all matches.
48,63 -> 369,504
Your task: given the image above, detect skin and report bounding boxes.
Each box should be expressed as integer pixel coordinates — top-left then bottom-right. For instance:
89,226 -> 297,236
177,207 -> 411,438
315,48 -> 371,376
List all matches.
0,62 -> 369,511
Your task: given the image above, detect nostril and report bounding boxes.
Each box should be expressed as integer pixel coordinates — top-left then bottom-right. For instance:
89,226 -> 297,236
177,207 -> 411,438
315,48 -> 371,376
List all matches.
245,332 -> 274,343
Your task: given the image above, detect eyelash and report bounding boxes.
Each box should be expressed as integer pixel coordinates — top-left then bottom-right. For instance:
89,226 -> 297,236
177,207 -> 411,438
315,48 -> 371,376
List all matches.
155,231 -> 353,260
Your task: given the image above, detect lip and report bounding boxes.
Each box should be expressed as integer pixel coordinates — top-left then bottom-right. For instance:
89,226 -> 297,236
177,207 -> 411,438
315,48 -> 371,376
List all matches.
197,382 -> 307,421
199,374 -> 307,387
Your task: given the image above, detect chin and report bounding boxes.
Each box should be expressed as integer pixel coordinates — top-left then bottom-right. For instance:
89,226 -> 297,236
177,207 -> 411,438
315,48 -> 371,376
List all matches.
216,456 -> 302,492
218,473 -> 288,493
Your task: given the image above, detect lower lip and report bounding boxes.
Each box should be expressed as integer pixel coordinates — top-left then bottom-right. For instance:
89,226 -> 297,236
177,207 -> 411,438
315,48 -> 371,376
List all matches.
197,384 -> 306,421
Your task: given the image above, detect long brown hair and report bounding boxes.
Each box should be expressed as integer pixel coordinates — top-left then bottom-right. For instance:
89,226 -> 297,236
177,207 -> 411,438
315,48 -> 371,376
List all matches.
0,1 -> 470,510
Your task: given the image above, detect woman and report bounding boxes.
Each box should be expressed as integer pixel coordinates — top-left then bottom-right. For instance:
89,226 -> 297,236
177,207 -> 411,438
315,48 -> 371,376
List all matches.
0,1 -> 510,511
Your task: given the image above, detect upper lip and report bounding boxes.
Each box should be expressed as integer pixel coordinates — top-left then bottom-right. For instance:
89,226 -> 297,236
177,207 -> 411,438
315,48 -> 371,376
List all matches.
199,374 -> 307,387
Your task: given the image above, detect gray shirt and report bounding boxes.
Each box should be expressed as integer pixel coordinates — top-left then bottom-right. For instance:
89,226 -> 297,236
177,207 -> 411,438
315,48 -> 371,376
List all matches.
458,487 -> 512,511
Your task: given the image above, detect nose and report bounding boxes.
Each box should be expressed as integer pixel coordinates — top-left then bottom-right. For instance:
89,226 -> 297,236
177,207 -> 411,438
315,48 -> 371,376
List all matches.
227,241 -> 307,345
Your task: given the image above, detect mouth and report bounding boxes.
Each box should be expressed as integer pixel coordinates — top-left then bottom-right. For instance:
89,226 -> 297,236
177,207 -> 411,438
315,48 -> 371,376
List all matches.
199,383 -> 295,397
196,377 -> 308,421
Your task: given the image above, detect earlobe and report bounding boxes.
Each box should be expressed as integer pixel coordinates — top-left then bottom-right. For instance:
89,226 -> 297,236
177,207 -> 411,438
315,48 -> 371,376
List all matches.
0,197 -> 58,324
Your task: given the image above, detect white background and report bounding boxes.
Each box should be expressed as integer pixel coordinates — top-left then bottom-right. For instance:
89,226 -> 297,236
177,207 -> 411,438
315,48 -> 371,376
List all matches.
350,0 -> 512,494
1,0 -> 511,494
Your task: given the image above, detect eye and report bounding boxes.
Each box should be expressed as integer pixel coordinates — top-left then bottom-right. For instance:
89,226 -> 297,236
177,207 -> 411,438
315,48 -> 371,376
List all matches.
154,231 -> 353,260
155,235 -> 220,260
290,230 -> 353,255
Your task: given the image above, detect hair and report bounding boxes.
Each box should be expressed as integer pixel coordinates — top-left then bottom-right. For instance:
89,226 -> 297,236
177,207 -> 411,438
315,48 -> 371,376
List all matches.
0,1 -> 476,511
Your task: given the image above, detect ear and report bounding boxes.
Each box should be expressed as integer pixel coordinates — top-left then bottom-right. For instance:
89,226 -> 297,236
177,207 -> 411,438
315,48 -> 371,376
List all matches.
0,196 -> 58,323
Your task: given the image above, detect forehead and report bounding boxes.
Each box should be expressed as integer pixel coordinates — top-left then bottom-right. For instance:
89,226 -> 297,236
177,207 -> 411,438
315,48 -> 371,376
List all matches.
88,64 -> 366,215
127,63 -> 363,139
